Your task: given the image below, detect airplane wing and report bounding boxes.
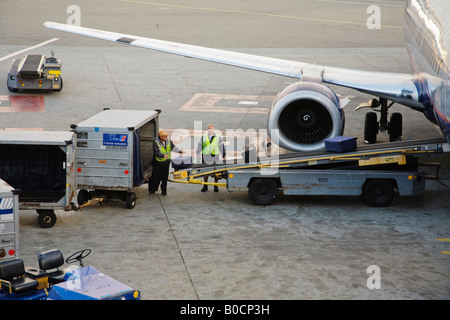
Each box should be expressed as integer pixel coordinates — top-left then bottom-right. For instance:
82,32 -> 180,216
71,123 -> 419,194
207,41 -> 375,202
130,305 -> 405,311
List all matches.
44,21 -> 423,110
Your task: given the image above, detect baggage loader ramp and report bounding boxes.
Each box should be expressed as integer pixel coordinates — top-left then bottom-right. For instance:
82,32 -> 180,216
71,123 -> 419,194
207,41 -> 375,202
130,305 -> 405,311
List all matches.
7,51 -> 62,92
170,137 -> 449,206
172,137 -> 448,181
17,55 -> 45,78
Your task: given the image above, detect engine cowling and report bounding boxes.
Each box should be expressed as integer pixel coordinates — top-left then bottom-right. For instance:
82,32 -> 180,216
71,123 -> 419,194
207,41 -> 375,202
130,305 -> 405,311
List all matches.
267,81 -> 345,152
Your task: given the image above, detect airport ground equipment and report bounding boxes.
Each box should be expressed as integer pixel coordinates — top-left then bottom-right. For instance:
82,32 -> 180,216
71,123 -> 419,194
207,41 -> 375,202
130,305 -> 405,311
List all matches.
71,109 -> 160,209
0,179 -> 19,261
171,138 -> 449,206
0,131 -> 76,228
0,248 -> 141,300
7,51 -> 62,92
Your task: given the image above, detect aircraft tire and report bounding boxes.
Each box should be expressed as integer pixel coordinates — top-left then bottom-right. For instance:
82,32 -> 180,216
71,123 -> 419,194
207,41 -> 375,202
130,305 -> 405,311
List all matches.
389,112 -> 402,142
364,112 -> 378,144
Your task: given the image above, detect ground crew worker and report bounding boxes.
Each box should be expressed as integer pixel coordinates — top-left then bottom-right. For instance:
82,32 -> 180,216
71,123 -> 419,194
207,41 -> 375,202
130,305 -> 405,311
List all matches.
196,124 -> 226,192
149,129 -> 183,195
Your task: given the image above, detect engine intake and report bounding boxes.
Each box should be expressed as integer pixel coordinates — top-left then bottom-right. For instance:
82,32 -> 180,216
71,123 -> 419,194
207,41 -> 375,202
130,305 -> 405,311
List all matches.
267,81 -> 345,152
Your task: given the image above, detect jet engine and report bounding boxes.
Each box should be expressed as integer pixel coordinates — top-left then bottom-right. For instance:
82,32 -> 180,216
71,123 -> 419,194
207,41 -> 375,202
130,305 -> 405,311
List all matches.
267,81 -> 345,152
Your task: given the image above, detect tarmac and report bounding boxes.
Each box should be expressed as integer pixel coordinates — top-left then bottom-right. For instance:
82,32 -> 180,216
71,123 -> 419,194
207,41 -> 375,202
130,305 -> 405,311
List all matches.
0,0 -> 449,301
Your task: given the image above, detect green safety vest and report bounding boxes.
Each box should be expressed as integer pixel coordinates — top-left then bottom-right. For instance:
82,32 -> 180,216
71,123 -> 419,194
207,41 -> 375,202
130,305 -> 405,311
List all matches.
155,139 -> 172,162
202,133 -> 220,156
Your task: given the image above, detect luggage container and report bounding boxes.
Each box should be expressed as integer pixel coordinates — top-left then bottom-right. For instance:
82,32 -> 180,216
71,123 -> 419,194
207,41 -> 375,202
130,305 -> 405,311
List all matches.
0,179 -> 19,261
0,131 -> 76,228
71,109 -> 159,209
324,136 -> 357,152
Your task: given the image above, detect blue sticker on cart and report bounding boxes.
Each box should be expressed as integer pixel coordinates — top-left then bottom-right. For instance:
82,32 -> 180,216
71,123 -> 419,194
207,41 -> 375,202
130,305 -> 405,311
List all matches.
0,197 -> 13,215
103,133 -> 128,146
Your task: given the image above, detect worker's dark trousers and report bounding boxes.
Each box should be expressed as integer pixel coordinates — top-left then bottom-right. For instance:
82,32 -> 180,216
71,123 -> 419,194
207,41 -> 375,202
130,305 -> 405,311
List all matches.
149,161 -> 170,193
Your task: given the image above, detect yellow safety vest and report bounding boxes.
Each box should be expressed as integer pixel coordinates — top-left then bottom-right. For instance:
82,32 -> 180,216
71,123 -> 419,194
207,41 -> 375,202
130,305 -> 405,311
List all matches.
202,133 -> 220,156
155,140 -> 172,162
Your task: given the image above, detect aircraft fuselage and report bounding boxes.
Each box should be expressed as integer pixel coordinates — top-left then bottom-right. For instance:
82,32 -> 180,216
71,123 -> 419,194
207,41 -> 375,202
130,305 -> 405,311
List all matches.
404,0 -> 450,142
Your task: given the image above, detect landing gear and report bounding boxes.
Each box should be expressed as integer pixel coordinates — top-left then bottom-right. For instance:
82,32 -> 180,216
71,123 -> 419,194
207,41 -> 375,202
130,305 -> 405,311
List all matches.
359,98 -> 402,144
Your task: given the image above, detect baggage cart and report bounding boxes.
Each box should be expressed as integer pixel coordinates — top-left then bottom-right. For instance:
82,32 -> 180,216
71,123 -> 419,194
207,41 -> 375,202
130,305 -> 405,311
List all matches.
0,130 -> 76,228
0,179 -> 19,260
71,109 -> 159,209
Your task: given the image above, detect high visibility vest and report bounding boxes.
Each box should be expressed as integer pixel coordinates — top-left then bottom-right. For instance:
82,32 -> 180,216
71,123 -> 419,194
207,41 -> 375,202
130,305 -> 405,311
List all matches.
155,139 -> 172,162
202,133 -> 220,156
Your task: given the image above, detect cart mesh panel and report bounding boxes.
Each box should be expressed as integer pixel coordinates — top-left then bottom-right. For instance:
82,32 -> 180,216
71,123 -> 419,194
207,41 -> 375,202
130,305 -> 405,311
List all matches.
0,145 -> 66,201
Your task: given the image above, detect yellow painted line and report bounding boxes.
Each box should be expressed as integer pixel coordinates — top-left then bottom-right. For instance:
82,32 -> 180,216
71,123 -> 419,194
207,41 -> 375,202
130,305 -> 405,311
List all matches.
437,239 -> 450,255
119,0 -> 403,29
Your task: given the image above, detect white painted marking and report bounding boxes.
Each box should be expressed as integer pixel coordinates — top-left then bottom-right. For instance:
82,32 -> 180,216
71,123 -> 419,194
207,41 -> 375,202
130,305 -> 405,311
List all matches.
0,38 -> 60,62
238,101 -> 259,105
179,93 -> 272,114
314,0 -> 404,7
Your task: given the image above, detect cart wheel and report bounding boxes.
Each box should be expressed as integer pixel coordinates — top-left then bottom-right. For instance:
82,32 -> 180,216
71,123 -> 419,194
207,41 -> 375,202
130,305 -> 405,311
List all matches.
37,210 -> 57,228
363,179 -> 394,207
126,192 -> 137,209
248,179 -> 279,205
77,189 -> 90,205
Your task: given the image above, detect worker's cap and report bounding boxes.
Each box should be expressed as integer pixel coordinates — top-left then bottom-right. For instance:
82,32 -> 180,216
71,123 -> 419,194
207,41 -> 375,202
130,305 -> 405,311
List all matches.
159,130 -> 168,137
